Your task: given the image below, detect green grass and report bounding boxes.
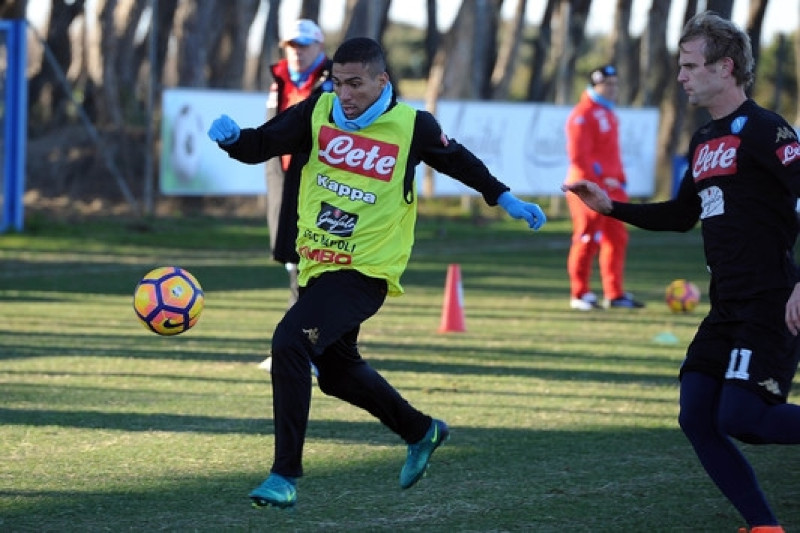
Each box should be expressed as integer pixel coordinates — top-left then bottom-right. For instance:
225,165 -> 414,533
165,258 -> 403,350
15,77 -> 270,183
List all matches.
2,211 -> 799,532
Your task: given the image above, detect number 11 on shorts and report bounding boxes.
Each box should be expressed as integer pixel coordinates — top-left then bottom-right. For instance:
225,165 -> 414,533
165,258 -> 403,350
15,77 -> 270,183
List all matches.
725,348 -> 752,380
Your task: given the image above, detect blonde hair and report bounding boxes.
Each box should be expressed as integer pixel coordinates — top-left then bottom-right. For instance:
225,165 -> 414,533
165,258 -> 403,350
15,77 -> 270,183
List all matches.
679,11 -> 754,89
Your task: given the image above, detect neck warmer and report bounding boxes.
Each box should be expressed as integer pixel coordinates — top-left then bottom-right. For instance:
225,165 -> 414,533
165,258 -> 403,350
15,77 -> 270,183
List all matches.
332,82 -> 393,131
587,86 -> 615,110
289,52 -> 326,86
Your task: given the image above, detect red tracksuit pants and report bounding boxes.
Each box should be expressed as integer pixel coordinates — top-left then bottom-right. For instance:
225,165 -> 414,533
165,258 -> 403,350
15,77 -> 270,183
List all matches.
566,191 -> 629,301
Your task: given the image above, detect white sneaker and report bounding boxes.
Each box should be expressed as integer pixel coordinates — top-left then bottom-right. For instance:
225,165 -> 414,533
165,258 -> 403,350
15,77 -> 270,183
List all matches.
570,292 -> 601,311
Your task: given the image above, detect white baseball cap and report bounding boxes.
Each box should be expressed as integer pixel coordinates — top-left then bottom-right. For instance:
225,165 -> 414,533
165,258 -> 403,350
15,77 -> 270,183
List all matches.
282,19 -> 324,46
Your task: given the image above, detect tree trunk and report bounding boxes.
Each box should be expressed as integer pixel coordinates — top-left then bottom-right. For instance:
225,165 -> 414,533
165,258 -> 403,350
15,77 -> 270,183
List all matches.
526,0 -> 557,101
256,0 -> 282,91
0,0 -> 26,18
424,0 -> 439,76
705,0 -> 733,19
28,0 -> 86,125
97,0 -> 129,128
422,0 -> 499,198
174,0 -> 218,87
299,0 -> 322,20
428,0 -> 500,100
638,0 -> 671,107
745,0 -> 769,85
553,0 -> 591,105
771,34 -> 786,112
208,0 -> 258,89
654,0 -> 698,199
342,0 -> 391,41
491,0 -> 527,99
144,0 -> 179,91
112,0 -> 147,109
611,0 -> 635,104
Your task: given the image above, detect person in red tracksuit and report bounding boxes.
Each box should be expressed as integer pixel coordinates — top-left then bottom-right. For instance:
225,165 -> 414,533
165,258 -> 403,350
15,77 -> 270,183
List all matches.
563,65 -> 644,310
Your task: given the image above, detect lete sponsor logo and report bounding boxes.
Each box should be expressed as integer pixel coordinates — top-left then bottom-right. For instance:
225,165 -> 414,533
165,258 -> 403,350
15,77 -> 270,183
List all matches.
777,141 -> 800,166
317,125 -> 398,181
692,135 -> 740,181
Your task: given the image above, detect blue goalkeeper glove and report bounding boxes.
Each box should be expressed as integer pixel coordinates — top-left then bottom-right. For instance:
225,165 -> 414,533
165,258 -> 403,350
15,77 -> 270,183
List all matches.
207,114 -> 240,145
497,191 -> 547,230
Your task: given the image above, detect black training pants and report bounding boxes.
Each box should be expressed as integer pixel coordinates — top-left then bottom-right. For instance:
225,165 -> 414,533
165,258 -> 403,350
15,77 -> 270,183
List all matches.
268,269 -> 432,478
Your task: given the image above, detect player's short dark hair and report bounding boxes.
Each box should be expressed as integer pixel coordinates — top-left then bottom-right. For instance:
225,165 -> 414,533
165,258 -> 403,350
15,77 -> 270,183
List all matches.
679,10 -> 754,89
332,37 -> 387,77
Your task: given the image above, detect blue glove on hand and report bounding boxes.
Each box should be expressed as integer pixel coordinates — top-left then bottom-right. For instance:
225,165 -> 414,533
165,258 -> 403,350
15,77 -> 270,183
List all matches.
497,191 -> 547,230
207,114 -> 240,145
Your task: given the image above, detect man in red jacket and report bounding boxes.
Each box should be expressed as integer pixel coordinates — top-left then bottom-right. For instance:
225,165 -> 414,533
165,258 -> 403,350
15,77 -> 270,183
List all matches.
564,65 -> 644,310
260,20 -> 333,373
266,19 -> 333,307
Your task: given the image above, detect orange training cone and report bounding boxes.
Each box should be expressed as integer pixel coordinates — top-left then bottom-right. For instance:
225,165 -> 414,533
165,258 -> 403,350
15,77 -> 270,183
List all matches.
438,264 -> 466,333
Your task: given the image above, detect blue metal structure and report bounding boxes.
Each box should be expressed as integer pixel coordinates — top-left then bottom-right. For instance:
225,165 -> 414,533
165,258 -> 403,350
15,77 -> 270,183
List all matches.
0,19 -> 27,233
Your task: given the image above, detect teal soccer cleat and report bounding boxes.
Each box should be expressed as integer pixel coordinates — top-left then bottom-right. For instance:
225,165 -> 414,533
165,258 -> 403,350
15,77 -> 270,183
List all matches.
249,473 -> 297,509
399,419 -> 450,489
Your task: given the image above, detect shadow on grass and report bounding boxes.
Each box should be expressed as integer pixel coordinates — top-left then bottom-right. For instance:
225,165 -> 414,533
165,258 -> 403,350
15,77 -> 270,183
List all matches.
0,406 -> 271,435
0,343 -> 680,384
0,261 -> 289,296
4,424 -> 798,532
1,224 -> 707,299
0,379 -> 678,437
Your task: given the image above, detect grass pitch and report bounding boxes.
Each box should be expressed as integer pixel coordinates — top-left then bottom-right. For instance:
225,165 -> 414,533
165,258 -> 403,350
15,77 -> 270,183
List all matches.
2,211 -> 799,532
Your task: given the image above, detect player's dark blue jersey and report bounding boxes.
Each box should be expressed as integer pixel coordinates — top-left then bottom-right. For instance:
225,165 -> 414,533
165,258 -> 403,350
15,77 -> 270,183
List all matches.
611,99 -> 800,299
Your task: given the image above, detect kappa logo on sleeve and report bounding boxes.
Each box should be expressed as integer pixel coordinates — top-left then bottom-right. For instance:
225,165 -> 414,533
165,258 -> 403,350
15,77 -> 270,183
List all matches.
776,126 -> 797,143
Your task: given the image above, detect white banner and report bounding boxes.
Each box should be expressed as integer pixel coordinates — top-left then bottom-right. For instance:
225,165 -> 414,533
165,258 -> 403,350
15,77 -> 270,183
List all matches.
410,99 -> 659,197
160,89 -> 659,197
160,88 -> 269,195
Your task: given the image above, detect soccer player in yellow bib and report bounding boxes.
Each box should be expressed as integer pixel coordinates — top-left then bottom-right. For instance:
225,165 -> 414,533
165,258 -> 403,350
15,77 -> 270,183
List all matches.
209,37 -> 546,509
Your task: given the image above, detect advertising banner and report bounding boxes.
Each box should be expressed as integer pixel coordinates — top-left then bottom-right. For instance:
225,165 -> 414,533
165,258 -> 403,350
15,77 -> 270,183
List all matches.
160,89 -> 659,197
161,89 -> 269,195
416,100 -> 658,197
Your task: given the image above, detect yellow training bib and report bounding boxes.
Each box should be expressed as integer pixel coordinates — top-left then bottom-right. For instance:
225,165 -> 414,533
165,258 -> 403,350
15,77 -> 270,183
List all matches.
296,93 -> 417,296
